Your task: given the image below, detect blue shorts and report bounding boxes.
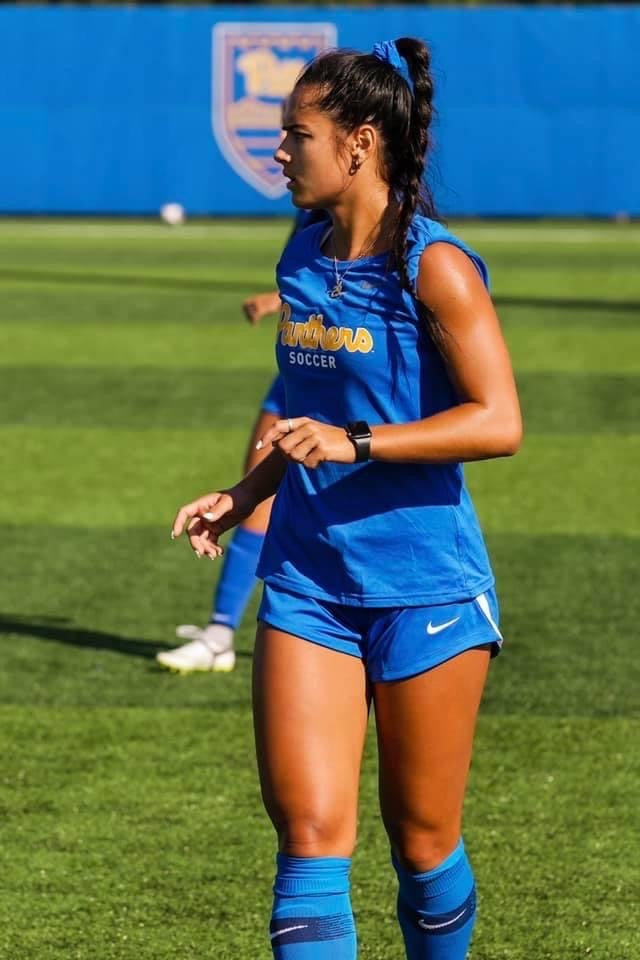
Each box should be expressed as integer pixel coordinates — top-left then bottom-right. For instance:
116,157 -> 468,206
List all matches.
261,375 -> 286,416
257,583 -> 502,682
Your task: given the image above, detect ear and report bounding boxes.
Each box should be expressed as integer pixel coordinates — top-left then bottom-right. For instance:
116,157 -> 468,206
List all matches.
351,124 -> 378,162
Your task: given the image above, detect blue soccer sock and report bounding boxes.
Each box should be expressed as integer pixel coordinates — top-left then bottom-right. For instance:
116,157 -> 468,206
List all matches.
209,526 -> 264,629
269,854 -> 357,959
393,840 -> 476,960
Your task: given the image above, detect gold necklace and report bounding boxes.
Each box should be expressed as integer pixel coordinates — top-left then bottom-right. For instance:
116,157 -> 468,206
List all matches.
328,232 -> 377,299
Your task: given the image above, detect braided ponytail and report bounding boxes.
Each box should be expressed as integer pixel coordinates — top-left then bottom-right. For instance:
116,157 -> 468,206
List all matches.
390,38 -> 437,292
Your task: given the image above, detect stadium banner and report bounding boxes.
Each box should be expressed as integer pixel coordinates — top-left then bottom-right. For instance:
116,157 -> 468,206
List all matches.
1,4 -> 638,217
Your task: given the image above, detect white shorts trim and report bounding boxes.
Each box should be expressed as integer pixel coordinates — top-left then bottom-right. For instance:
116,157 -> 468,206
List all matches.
475,592 -> 503,641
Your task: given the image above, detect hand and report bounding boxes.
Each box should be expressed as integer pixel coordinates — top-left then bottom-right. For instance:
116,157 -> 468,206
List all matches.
256,417 -> 356,469
242,291 -> 281,325
171,486 -> 256,559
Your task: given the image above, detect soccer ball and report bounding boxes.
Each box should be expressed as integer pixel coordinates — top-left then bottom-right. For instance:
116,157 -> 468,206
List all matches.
160,202 -> 186,226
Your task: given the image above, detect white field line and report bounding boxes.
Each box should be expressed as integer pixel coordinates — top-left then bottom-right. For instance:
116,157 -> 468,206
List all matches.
0,222 -> 281,240
0,221 -> 638,243
456,226 -> 640,244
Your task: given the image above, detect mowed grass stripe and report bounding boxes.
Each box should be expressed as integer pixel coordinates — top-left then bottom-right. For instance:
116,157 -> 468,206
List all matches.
516,370 -> 640,431
1,426 -> 638,535
0,265 -> 274,295
1,367 -> 639,435
0,287 -> 266,328
506,325 -> 640,373
465,435 -> 640,537
499,302 -> 640,327
0,319 -> 276,369
0,222 -> 288,271
0,367 -> 274,429
0,525 -> 637,718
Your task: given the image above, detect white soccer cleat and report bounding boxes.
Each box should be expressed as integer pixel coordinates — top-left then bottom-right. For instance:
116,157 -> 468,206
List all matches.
156,624 -> 236,674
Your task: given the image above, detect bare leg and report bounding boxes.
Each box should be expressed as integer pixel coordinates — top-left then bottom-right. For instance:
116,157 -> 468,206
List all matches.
253,625 -> 368,957
253,624 -> 369,856
374,646 -> 491,959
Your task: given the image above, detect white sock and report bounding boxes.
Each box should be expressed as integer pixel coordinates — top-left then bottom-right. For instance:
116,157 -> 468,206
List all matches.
202,624 -> 234,652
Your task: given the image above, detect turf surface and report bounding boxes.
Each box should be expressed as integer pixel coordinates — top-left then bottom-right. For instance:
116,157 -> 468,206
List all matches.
0,219 -> 638,959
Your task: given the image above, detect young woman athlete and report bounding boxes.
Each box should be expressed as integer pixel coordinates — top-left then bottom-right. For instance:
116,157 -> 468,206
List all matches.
172,37 -> 522,959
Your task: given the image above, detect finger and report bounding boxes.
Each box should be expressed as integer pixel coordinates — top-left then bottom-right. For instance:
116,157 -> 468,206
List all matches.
195,536 -> 224,559
256,417 -> 306,450
187,519 -> 224,559
272,423 -> 314,457
171,493 -> 223,538
186,518 -> 208,558
200,496 -> 233,525
172,501 -> 204,539
255,427 -> 285,451
287,437 -> 318,464
278,431 -> 319,464
190,534 -> 222,559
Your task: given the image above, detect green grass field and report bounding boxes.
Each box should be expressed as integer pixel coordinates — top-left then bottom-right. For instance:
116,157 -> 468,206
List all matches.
0,219 -> 638,960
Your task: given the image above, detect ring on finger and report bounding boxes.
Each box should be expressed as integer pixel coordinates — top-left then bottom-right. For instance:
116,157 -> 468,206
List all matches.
287,418 -> 294,433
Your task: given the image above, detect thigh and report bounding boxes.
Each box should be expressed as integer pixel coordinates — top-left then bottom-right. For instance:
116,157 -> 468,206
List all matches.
373,646 -> 491,870
253,623 -> 369,857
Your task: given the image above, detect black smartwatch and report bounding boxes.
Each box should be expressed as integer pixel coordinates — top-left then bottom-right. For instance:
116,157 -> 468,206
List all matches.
345,420 -> 372,462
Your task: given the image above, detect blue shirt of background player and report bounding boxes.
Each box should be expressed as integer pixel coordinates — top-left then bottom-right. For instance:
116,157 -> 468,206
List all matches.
257,214 -> 494,607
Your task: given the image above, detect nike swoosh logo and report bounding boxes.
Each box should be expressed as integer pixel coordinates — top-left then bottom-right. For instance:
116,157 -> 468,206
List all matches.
270,924 -> 308,941
418,907 -> 467,931
426,616 -> 460,635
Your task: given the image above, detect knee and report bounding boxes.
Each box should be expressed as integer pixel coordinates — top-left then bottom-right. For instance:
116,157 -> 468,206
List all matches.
273,811 -> 356,858
385,821 -> 461,873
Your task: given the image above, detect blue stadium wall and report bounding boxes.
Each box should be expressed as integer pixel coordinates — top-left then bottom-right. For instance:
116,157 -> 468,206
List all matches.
2,5 -> 638,217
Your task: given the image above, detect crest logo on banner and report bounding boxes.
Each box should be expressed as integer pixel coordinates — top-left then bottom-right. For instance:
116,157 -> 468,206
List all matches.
212,22 -> 337,198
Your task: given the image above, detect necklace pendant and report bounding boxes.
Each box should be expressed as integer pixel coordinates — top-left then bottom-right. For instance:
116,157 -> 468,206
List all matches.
328,280 -> 343,298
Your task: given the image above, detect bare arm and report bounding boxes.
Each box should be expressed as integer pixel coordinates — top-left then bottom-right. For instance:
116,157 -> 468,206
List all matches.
242,291 -> 282,325
258,243 -> 522,469
369,243 -> 522,463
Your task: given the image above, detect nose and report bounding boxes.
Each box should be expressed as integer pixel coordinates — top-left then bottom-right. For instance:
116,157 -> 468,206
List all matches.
274,136 -> 291,167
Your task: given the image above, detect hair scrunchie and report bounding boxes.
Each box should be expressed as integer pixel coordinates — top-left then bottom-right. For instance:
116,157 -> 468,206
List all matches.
371,40 -> 414,96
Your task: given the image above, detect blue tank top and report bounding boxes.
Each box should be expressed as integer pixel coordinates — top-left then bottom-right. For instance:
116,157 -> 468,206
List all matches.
256,215 -> 495,606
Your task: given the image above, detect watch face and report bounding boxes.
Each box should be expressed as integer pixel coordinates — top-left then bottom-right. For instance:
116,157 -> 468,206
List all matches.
348,420 -> 371,439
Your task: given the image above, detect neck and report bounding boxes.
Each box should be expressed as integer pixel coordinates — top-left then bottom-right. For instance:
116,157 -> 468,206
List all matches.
329,186 -> 399,260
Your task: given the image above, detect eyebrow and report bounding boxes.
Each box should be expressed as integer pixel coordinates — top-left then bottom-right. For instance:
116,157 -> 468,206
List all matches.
282,123 -> 311,133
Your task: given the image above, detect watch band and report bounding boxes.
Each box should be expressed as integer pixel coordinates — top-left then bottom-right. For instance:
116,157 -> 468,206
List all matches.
345,420 -> 372,463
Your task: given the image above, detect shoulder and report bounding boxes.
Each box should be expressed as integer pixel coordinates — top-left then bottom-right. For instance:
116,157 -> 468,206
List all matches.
406,215 -> 489,295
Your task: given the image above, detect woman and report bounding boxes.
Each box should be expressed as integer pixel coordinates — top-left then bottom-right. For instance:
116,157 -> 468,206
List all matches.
172,37 -> 521,959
